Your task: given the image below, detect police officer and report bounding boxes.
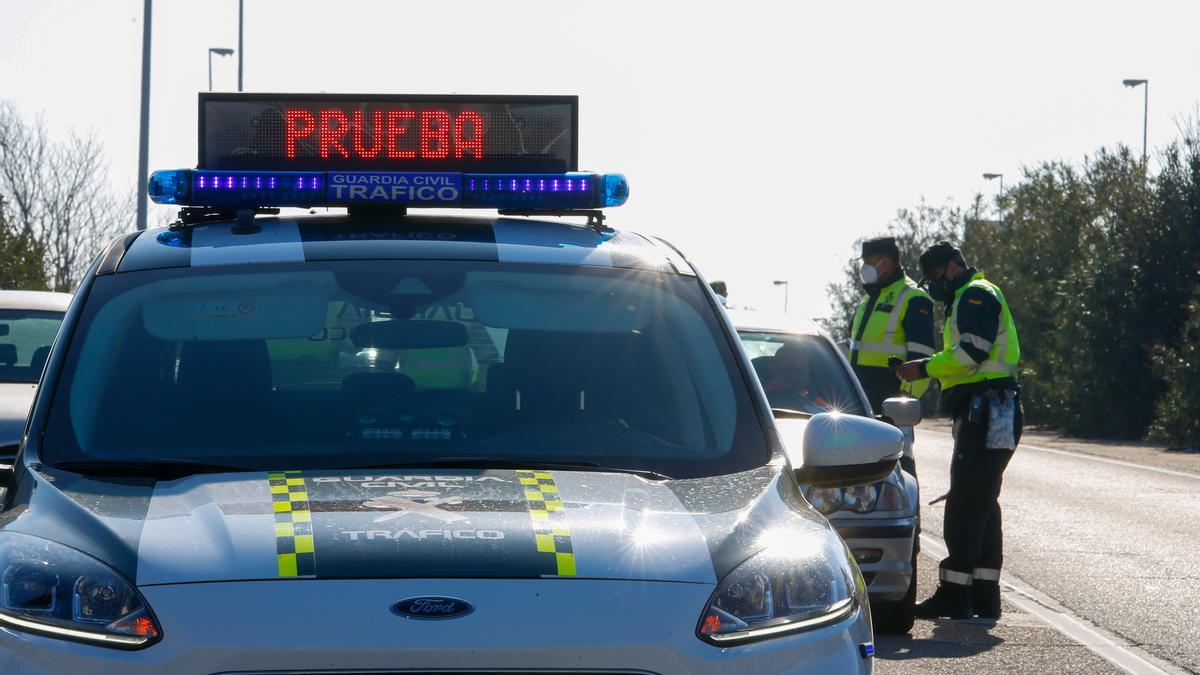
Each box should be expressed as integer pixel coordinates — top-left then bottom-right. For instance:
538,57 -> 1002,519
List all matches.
848,236 -> 935,413
896,241 -> 1023,620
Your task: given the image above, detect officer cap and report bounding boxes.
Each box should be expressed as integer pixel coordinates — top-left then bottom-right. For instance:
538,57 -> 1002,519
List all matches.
918,241 -> 965,283
860,236 -> 899,259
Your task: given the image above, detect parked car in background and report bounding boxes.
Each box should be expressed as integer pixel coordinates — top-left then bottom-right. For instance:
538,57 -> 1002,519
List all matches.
0,291 -> 71,459
729,310 -> 923,634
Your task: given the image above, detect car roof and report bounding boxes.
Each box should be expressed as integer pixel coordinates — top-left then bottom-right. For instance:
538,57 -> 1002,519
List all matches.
0,290 -> 72,312
725,309 -> 827,337
115,214 -> 694,276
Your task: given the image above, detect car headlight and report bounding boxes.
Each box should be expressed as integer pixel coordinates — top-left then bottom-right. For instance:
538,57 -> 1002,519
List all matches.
804,482 -> 903,514
0,532 -> 161,649
807,487 -> 842,515
697,532 -> 860,644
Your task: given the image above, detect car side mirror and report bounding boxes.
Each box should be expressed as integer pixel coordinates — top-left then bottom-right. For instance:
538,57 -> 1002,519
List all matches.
794,412 -> 903,488
881,397 -> 922,427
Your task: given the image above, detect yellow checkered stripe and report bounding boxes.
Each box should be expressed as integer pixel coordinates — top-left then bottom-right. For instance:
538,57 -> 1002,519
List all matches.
269,470 -> 316,578
517,470 -> 575,577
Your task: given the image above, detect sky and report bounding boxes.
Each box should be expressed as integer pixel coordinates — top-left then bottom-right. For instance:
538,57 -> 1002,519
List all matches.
2,0 -> 1199,319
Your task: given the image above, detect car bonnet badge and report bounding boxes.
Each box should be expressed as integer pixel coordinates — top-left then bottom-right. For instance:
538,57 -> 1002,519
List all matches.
392,596 -> 474,620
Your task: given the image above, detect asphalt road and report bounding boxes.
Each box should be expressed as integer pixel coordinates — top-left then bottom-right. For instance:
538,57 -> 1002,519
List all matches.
876,423 -> 1200,674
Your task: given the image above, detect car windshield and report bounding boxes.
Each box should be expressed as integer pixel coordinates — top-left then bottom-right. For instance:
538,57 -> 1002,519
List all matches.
738,331 -> 869,417
0,309 -> 65,384
42,259 -> 767,479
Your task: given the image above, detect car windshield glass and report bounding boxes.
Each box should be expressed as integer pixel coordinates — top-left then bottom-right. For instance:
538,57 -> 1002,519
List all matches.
738,331 -> 868,416
43,260 -> 767,479
0,309 -> 65,383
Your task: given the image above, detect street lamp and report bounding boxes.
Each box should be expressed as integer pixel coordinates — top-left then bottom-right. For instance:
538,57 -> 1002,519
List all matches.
208,47 -> 234,91
1122,78 -> 1148,165
982,172 -> 1003,198
773,280 -> 790,314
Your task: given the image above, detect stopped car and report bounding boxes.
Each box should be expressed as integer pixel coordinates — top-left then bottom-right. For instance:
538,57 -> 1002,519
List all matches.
0,291 -> 71,461
0,92 -> 906,674
730,311 -> 923,634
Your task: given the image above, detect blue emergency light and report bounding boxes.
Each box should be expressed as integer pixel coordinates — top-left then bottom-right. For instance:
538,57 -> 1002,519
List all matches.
148,169 -> 629,210
149,93 -> 630,213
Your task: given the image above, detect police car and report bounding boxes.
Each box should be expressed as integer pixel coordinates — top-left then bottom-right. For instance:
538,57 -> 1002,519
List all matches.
729,311 -> 923,634
0,94 -> 904,674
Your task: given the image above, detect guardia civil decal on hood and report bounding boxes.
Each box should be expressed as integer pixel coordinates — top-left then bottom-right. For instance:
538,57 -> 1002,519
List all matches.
132,469 -> 718,586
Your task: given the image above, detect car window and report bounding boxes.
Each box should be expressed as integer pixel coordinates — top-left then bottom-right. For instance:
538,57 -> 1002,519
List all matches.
43,260 -> 768,479
0,309 -> 65,384
738,331 -> 869,417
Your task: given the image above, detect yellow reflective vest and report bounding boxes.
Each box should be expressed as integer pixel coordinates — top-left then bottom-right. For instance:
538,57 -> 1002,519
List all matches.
850,275 -> 934,399
925,272 -> 1020,393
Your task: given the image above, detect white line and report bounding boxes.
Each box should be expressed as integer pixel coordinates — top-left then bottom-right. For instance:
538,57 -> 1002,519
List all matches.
919,534 -> 1183,675
922,429 -> 1200,482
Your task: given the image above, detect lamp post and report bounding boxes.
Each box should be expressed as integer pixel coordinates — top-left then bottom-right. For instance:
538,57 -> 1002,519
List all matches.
237,0 -> 244,91
136,0 -> 152,231
982,172 -> 1003,198
1122,79 -> 1148,164
208,48 -> 235,91
773,280 -> 789,314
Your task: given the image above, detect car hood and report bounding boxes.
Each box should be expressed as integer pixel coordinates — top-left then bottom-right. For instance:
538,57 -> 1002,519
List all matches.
3,464 -> 835,587
0,383 -> 36,448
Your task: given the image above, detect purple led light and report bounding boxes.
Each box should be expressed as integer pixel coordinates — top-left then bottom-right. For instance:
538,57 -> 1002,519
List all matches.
226,177 -> 234,189
483,179 -> 489,190
311,177 -> 320,190
198,176 -> 206,189
539,179 -> 546,192
566,179 -> 573,192
240,177 -> 248,189
469,179 -> 476,191
553,179 -> 560,192
524,179 -> 532,193
255,177 -> 262,189
269,177 -> 278,189
510,179 -> 518,192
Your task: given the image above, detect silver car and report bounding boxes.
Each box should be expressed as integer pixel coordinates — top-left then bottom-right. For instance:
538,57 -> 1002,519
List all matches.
730,310 -> 922,634
0,290 -> 71,459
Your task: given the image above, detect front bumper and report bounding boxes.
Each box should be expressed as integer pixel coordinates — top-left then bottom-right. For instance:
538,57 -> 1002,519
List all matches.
0,579 -> 873,675
830,517 -> 916,603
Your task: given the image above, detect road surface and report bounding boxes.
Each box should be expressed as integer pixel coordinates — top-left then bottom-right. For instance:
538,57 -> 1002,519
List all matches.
876,423 -> 1200,674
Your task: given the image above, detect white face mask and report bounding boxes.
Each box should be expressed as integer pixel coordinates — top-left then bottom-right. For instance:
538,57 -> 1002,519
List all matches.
859,261 -> 879,285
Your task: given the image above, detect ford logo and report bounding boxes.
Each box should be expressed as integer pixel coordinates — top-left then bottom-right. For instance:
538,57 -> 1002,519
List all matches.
391,596 -> 474,620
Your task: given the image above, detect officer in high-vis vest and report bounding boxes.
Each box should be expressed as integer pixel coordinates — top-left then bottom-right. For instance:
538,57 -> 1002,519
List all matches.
848,237 -> 935,413
896,241 -> 1023,621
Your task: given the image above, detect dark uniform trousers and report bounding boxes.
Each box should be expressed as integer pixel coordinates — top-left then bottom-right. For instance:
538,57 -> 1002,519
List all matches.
941,392 -> 1024,584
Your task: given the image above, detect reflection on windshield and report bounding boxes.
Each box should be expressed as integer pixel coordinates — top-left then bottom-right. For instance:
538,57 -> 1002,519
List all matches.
738,332 -> 868,417
43,260 -> 768,479
0,310 -> 65,384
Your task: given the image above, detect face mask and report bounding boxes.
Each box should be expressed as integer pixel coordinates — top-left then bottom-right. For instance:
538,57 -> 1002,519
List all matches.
859,261 -> 879,285
926,277 -> 952,303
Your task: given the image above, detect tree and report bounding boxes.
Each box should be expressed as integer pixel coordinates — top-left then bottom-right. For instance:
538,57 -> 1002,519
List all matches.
0,101 -> 131,291
0,194 -> 48,289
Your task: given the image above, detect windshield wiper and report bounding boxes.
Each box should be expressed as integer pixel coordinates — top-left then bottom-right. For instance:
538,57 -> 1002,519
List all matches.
47,458 -> 252,479
350,457 -> 672,481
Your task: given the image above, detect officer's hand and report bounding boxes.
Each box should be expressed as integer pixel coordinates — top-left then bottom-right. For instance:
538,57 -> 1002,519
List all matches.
895,361 -> 923,382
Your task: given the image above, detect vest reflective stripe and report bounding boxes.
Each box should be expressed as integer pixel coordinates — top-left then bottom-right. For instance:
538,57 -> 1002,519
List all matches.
906,341 -> 935,356
850,340 -> 900,354
935,274 -> 1021,391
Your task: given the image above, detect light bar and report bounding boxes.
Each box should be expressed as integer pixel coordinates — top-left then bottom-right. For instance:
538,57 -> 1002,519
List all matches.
148,169 -> 629,211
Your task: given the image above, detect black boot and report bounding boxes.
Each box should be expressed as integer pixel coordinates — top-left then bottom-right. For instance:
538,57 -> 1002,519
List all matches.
914,583 -> 972,620
972,580 -> 1001,619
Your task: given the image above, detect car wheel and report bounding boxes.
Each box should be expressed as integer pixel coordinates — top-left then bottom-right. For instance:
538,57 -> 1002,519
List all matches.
871,548 -> 917,634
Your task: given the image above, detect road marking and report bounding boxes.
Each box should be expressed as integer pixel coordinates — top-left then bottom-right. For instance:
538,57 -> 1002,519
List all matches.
922,429 -> 1200,482
919,534 -> 1183,675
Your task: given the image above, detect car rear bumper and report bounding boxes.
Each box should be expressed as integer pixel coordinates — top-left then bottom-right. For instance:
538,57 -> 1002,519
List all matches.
0,579 -> 873,675
831,517 -> 917,603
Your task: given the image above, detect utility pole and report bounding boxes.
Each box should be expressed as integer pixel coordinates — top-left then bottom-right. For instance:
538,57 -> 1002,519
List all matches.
238,0 -> 244,91
136,0 -> 152,231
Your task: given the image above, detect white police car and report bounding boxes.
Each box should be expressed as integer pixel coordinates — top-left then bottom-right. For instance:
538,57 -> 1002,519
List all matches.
0,94 -> 904,674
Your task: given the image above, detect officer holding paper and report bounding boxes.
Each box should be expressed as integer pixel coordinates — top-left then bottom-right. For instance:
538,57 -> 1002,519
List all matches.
895,241 -> 1023,620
